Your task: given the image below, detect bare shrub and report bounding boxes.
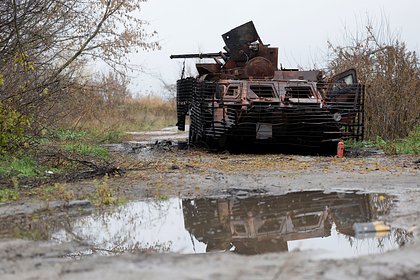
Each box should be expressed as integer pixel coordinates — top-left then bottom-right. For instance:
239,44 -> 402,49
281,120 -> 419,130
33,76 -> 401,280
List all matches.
327,19 -> 420,140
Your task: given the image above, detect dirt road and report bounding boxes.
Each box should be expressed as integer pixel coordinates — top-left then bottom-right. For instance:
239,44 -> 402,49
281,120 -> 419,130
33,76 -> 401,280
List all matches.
0,128 -> 419,279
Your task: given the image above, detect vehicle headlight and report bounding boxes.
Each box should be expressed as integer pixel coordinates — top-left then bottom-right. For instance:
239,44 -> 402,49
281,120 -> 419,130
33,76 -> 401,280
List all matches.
333,112 -> 342,122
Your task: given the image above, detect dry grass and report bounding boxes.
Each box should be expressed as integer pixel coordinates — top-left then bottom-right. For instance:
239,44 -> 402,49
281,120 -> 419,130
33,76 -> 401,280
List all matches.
55,91 -> 177,140
78,96 -> 177,133
126,96 -> 177,131
48,72 -> 177,140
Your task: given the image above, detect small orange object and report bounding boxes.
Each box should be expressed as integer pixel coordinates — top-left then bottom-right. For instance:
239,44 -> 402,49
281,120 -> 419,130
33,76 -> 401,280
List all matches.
337,140 -> 345,158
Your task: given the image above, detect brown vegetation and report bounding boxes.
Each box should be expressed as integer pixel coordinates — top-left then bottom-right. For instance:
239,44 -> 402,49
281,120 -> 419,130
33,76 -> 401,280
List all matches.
66,93 -> 176,134
54,73 -> 176,135
327,21 -> 420,140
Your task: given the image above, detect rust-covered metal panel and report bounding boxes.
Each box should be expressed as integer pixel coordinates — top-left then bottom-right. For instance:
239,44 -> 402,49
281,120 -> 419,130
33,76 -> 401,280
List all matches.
222,21 -> 262,62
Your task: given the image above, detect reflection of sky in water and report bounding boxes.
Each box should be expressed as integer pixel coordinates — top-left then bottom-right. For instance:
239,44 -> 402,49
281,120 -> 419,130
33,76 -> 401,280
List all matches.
52,198 -> 206,254
51,197 -> 405,259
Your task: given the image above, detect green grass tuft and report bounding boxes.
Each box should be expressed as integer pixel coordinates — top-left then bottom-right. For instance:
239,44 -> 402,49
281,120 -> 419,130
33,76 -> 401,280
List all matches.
346,126 -> 419,155
0,156 -> 39,177
63,143 -> 109,159
55,129 -> 88,141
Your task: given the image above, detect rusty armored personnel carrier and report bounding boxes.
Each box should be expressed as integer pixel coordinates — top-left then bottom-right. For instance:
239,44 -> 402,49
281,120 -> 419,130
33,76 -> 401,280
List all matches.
171,22 -> 364,152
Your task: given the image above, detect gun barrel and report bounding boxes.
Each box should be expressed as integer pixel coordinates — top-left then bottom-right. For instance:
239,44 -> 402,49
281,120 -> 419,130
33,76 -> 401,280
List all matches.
170,52 -> 225,59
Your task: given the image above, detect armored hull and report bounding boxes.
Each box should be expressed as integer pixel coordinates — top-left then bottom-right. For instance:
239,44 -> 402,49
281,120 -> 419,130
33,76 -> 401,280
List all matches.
176,75 -> 364,152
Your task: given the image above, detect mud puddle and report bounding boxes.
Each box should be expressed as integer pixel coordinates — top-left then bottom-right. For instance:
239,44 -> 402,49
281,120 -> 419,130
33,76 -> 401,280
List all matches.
0,191 -> 414,259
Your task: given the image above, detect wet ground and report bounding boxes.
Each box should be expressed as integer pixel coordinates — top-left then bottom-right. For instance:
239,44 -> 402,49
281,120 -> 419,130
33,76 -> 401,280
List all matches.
0,127 -> 419,279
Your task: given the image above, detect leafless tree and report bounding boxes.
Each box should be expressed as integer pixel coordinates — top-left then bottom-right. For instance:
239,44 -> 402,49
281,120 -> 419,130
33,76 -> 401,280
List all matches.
0,0 -> 159,149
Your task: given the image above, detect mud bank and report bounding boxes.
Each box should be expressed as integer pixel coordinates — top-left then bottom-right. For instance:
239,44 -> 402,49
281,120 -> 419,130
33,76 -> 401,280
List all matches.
0,129 -> 419,279
1,234 -> 420,280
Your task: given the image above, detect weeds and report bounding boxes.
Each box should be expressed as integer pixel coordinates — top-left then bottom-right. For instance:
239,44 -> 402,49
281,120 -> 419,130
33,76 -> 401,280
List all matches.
63,143 -> 109,159
26,183 -> 75,202
346,126 -> 419,155
152,176 -> 169,201
384,127 -> 420,155
100,130 -> 126,143
54,129 -> 88,141
0,188 -> 19,202
60,95 -> 176,136
0,155 -> 40,178
91,174 -> 123,206
54,183 -> 75,202
0,175 -> 19,202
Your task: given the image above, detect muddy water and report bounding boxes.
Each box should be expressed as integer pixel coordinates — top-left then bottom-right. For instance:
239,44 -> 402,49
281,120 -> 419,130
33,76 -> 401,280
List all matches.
1,191 -> 414,259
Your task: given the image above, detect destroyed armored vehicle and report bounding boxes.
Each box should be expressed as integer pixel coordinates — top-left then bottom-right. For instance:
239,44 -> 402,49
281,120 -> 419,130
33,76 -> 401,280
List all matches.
171,21 -> 364,152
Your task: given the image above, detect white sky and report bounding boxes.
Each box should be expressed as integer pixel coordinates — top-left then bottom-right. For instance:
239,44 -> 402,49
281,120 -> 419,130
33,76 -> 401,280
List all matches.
127,0 -> 419,95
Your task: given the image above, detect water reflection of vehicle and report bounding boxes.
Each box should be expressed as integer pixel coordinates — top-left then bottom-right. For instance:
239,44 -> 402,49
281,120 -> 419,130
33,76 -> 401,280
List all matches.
182,191 -> 394,255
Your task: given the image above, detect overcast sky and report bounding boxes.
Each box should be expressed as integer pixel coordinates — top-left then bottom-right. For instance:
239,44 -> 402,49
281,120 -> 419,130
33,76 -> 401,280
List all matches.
128,0 -> 419,95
